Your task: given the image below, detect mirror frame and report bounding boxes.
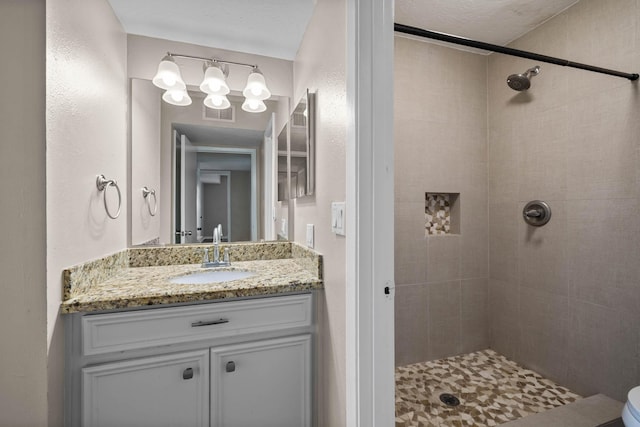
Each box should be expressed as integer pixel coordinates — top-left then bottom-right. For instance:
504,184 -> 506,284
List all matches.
288,89 -> 316,198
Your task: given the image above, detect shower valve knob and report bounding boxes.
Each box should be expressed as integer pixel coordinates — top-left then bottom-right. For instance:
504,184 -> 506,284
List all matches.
522,201 -> 551,226
524,209 -> 542,218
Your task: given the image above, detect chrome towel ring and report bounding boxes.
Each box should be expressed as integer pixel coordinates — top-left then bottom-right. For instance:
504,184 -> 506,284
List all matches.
142,186 -> 158,216
96,175 -> 121,219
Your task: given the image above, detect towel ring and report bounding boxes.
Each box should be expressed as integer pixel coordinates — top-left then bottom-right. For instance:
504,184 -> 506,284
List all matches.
96,175 -> 121,219
142,186 -> 158,216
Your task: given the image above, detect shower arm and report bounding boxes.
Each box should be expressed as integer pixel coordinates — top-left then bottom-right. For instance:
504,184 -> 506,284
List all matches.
394,23 -> 639,81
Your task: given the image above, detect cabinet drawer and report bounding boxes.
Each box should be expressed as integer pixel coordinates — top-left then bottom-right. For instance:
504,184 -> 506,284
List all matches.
81,294 -> 312,356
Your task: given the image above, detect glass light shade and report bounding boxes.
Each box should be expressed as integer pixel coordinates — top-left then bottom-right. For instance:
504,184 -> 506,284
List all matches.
162,89 -> 192,106
241,98 -> 267,113
199,64 -> 230,96
204,94 -> 231,110
242,69 -> 271,100
152,56 -> 186,90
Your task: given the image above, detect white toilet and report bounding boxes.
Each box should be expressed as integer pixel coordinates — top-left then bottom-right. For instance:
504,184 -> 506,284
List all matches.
623,386 -> 640,426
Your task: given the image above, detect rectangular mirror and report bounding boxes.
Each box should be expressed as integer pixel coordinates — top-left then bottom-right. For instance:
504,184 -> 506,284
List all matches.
289,90 -> 315,198
130,78 -> 287,245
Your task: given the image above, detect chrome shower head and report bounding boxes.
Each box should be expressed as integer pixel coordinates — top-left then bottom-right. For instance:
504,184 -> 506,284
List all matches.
507,66 -> 540,91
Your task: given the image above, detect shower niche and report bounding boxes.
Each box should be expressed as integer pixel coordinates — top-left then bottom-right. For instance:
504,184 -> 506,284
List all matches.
425,192 -> 460,236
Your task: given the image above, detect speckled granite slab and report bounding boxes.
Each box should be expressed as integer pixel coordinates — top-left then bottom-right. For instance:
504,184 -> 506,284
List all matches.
62,251 -> 129,300
62,242 -> 323,313
292,243 -> 323,279
128,241 -> 292,267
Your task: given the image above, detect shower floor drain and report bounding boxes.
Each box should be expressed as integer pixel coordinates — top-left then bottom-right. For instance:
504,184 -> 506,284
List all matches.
439,393 -> 461,407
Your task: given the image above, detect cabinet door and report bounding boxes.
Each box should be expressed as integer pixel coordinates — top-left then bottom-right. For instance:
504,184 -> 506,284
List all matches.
82,350 -> 209,427
211,335 -> 311,427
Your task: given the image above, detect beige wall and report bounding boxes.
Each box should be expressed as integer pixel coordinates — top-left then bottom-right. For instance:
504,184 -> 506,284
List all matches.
394,36 -> 489,366
46,0 -> 128,424
488,0 -> 640,401
0,1 -> 48,426
292,0 -> 348,424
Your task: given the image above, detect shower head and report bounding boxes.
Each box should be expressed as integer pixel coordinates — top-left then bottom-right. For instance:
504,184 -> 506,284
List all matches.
507,66 -> 540,91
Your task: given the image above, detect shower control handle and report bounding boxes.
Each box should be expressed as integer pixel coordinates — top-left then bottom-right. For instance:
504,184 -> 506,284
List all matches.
522,200 -> 551,227
524,209 -> 542,218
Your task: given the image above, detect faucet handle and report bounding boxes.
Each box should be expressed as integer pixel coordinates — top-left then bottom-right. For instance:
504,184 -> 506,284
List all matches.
223,248 -> 230,264
203,248 -> 210,263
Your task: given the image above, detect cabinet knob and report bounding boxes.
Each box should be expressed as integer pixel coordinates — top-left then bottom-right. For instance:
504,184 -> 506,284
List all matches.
182,367 -> 194,380
225,361 -> 236,373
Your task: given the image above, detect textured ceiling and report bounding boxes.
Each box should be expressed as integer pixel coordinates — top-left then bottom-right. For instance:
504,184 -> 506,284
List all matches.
107,0 -> 315,60
108,1 -> 580,60
395,0 -> 580,48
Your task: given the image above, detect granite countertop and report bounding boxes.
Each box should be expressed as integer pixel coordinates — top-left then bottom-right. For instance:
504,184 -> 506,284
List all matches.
62,259 -> 322,313
61,242 -> 323,314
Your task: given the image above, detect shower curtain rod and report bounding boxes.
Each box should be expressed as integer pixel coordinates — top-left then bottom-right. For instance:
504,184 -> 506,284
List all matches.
394,23 -> 639,81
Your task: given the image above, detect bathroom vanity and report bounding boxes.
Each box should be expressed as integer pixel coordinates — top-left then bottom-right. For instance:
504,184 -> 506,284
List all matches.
62,242 -> 322,427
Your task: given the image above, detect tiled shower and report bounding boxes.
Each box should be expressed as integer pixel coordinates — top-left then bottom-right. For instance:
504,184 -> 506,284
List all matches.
394,0 -> 640,418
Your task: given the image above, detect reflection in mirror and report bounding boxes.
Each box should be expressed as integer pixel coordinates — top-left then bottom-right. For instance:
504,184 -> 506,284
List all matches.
130,78 -> 287,245
173,128 -> 257,244
169,95 -> 272,244
290,90 -> 315,198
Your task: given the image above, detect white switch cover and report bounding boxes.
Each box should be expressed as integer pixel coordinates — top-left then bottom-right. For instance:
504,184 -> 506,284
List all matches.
306,224 -> 314,248
331,202 -> 346,236
281,218 -> 287,237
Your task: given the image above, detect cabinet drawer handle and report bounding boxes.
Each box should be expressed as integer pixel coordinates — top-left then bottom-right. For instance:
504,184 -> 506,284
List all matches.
191,318 -> 229,327
183,367 -> 194,380
226,361 -> 236,373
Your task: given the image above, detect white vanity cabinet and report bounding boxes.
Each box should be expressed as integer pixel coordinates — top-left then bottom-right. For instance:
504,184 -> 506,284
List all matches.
210,335 -> 311,427
65,293 -> 314,427
82,350 -> 210,427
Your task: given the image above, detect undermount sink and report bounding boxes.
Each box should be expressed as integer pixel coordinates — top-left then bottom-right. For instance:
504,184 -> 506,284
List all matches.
170,270 -> 256,285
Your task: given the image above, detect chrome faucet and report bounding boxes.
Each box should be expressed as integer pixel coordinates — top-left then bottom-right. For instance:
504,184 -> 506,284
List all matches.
202,224 -> 230,268
213,227 -> 220,263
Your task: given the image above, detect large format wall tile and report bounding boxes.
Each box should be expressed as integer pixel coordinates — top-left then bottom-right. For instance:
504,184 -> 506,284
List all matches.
518,286 -> 569,385
517,201 -> 568,297
426,236 -> 461,283
567,198 -> 640,317
395,35 -> 488,364
487,0 -> 640,403
395,284 -> 430,366
566,300 -> 640,401
461,278 -> 489,353
489,279 -> 520,361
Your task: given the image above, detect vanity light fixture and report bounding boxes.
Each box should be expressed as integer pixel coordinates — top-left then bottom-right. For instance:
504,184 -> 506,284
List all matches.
152,52 -> 271,112
162,88 -> 192,106
152,55 -> 186,90
241,98 -> 267,113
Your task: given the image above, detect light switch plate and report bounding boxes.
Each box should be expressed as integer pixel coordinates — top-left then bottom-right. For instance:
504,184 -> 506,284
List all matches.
306,224 -> 314,248
331,202 -> 346,236
281,218 -> 287,237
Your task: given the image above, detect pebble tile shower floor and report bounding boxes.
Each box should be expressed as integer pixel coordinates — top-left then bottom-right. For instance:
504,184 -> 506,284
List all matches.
395,349 -> 581,427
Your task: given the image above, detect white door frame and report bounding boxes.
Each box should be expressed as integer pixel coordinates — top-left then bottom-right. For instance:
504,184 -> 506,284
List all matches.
263,113 -> 276,241
346,0 -> 395,426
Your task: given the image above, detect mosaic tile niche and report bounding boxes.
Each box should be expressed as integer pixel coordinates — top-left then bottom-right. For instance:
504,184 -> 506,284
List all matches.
425,193 -> 459,236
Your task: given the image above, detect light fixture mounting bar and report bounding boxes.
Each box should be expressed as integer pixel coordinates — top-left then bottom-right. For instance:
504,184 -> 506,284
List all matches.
166,52 -> 257,69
